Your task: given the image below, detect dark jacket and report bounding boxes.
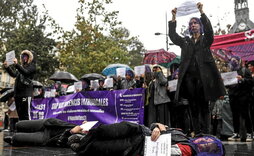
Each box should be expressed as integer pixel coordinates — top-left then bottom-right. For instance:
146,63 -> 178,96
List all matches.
168,13 -> 225,102
228,67 -> 252,98
5,50 -> 36,97
75,121 -> 194,156
151,71 -> 171,105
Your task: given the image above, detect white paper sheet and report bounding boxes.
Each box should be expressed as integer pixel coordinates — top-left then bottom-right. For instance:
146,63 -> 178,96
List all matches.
80,121 -> 98,131
90,80 -> 99,89
6,50 -> 15,66
176,0 -> 199,17
221,71 -> 238,86
134,65 -> 145,76
104,78 -> 113,88
116,68 -> 126,78
168,80 -> 178,92
9,102 -> 16,111
74,81 -> 83,91
144,134 -> 171,156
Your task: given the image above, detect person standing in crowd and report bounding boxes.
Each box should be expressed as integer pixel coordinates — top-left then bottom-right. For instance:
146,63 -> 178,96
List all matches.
247,60 -> 254,136
4,50 -> 36,120
146,65 -> 171,126
227,57 -> 253,142
117,69 -> 136,89
168,2 -> 225,135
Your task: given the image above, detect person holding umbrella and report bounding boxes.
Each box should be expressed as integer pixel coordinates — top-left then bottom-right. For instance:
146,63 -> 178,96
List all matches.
168,2 -> 225,135
3,50 -> 36,120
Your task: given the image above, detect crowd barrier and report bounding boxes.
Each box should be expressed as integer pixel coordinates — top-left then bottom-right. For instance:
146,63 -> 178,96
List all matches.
30,88 -> 145,125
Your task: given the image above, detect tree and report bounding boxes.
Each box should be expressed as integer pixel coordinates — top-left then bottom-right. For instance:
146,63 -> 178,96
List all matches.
0,0 -> 60,84
58,0 -> 144,78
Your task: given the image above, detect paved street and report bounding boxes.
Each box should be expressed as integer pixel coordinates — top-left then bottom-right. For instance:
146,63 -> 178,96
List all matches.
0,131 -> 253,156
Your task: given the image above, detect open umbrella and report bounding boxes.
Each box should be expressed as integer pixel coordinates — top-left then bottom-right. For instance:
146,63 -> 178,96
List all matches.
49,71 -> 78,83
32,80 -> 43,88
102,64 -> 132,76
0,87 -> 12,94
81,73 -> 105,80
143,49 -> 176,65
159,56 -> 181,68
0,89 -> 14,102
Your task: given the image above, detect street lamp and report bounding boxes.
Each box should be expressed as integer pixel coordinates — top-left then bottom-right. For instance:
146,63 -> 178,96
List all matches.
154,32 -> 174,51
154,32 -> 169,51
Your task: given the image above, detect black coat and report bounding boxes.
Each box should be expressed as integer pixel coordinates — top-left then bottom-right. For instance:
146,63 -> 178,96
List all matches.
168,13 -> 225,102
5,50 -> 36,97
228,67 -> 253,98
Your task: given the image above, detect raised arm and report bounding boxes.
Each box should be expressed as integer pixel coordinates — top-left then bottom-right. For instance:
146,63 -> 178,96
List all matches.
168,8 -> 185,47
197,2 -> 214,46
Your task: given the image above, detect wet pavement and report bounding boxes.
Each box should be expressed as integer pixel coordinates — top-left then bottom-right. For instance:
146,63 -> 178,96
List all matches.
0,131 -> 254,156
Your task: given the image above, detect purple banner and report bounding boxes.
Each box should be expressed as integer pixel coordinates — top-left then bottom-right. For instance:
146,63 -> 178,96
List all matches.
30,88 -> 145,125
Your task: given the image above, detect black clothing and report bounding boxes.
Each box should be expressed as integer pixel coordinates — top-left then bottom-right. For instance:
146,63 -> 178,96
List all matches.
5,63 -> 36,98
10,118 -> 76,146
5,50 -> 36,120
228,67 -> 253,139
168,13 -> 225,103
168,14 -> 225,134
74,121 -> 194,156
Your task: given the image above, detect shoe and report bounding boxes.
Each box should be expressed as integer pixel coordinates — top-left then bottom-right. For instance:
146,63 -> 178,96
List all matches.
246,133 -> 253,142
228,133 -> 240,141
4,136 -> 13,145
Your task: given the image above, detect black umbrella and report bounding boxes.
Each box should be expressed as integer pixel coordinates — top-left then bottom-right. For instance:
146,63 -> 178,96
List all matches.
0,87 -> 12,94
0,89 -> 14,102
81,73 -> 105,80
49,71 -> 78,83
33,80 -> 43,88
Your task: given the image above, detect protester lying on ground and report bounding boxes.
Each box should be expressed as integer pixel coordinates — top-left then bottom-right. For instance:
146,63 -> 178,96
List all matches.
4,119 -> 224,156
3,118 -> 85,147
70,121 -> 225,156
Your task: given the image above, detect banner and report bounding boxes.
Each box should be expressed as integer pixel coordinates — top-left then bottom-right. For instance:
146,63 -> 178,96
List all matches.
31,88 -> 145,125
211,29 -> 254,61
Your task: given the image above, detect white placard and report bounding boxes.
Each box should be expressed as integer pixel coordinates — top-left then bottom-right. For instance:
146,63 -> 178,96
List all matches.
144,133 -> 171,156
104,78 -> 113,88
116,68 -> 126,78
6,50 -> 15,66
134,65 -> 145,76
44,91 -> 51,98
9,102 -> 16,111
90,80 -> 99,89
168,80 -> 178,92
221,71 -> 238,86
74,81 -> 83,91
176,0 -> 199,17
50,89 -> 56,97
80,121 -> 98,131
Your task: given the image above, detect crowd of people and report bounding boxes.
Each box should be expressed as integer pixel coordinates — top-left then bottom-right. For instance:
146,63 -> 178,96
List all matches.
1,1 -> 254,156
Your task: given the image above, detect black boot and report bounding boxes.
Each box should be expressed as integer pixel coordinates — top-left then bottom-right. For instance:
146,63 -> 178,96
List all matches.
4,136 -> 13,145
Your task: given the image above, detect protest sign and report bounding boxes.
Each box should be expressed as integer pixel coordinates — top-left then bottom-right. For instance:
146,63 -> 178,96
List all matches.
144,134 -> 171,156
176,0 -> 199,17
221,71 -> 238,86
168,80 -> 178,92
6,50 -> 15,66
134,65 -> 145,76
116,68 -> 126,78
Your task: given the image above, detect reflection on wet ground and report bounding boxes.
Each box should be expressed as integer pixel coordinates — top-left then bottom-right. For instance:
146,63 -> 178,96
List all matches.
0,131 -> 253,156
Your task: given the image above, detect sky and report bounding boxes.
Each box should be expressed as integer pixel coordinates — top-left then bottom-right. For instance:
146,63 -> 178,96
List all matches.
34,0 -> 254,56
